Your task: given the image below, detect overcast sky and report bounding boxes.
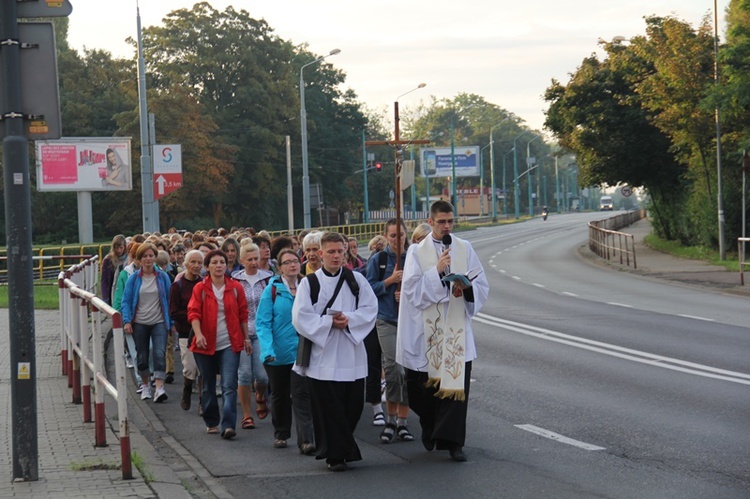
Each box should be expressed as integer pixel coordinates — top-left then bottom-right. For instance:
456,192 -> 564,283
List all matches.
66,1 -> 728,132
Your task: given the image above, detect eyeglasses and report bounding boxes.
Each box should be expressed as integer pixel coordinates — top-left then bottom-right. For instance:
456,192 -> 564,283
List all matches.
280,259 -> 300,266
434,219 -> 454,225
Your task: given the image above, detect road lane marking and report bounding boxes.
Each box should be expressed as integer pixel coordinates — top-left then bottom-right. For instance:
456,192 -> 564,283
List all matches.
532,283 -> 545,288
515,424 -> 606,451
512,276 -> 522,281
606,302 -> 633,308
474,313 -> 750,386
678,314 -> 715,322
561,292 -> 578,297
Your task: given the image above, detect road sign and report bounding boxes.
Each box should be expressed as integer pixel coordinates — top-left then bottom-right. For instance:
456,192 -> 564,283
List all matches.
0,23 -> 61,140
153,144 -> 182,200
621,185 -> 633,197
17,0 -> 73,18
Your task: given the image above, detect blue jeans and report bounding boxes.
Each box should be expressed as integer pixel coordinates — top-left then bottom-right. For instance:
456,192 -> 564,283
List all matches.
194,347 -> 240,432
132,322 -> 167,381
237,334 -> 268,387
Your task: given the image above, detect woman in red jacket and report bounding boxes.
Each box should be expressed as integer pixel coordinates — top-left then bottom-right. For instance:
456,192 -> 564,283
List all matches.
188,249 -> 251,439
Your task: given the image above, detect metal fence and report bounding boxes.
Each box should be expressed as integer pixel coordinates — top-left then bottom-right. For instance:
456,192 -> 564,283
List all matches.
588,210 -> 646,268
59,256 -> 132,480
739,238 -> 750,285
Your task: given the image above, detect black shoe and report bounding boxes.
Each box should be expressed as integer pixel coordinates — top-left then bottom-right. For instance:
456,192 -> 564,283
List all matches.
326,459 -> 349,472
422,430 -> 434,451
180,379 -> 193,411
165,373 -> 174,384
449,445 -> 467,462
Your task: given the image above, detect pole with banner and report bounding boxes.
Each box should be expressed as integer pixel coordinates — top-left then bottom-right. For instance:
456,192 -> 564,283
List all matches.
153,144 -> 183,200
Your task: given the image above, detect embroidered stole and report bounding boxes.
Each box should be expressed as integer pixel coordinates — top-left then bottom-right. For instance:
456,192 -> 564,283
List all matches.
418,236 -> 467,401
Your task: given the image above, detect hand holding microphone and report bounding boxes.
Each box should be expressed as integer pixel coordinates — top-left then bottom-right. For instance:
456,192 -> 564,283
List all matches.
438,234 -> 452,274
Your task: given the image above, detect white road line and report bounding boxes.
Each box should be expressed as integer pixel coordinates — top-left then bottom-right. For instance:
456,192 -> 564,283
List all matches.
499,269 -> 507,274
515,424 -> 606,451
474,313 -> 750,385
606,302 -> 633,308
532,283 -> 545,288
512,276 -> 522,281
678,314 -> 716,322
561,292 -> 578,297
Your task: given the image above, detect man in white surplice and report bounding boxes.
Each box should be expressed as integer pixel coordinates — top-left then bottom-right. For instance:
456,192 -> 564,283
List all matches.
292,232 -> 377,472
397,200 -> 489,462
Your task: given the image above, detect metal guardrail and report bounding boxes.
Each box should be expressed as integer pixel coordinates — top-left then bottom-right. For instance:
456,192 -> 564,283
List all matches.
588,210 -> 646,269
58,256 -> 132,480
739,238 -> 750,286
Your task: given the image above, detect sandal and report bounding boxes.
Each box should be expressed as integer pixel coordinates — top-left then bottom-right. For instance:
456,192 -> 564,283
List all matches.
379,423 -> 396,444
241,416 -> 255,430
397,425 -> 415,441
206,426 -> 219,434
255,390 -> 269,420
372,412 -> 386,426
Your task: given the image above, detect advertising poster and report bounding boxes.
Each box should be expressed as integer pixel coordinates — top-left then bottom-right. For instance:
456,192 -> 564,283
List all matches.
419,146 -> 480,179
36,138 -> 132,191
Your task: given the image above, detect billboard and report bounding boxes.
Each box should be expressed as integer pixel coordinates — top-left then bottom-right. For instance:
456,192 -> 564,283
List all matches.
36,138 -> 132,191
420,146 -> 480,179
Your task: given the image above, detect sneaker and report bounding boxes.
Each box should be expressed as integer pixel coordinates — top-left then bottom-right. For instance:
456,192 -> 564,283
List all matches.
140,385 -> 152,400
165,373 -> 174,384
154,387 -> 168,403
125,354 -> 134,369
326,459 -> 349,472
380,423 -> 396,444
372,412 -> 386,426
273,439 -> 288,449
299,443 -> 316,455
136,384 -> 143,394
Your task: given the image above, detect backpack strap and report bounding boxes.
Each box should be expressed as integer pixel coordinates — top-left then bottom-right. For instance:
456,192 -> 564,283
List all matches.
307,268 -> 359,311
378,250 -> 388,282
306,273 -> 321,305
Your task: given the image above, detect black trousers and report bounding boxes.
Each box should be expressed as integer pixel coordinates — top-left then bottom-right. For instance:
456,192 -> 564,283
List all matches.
363,326 -> 382,405
309,377 -> 364,462
264,364 -> 314,447
405,361 -> 472,449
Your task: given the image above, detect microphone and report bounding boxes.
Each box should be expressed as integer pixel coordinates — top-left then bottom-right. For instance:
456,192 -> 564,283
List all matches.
442,235 -> 452,274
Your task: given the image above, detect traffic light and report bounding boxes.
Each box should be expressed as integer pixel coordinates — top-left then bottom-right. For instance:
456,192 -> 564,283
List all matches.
375,162 -> 382,173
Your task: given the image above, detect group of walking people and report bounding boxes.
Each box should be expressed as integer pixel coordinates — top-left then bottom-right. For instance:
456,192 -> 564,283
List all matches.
100,200 -> 488,471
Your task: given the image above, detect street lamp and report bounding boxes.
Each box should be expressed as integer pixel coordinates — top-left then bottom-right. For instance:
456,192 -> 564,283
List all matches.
489,118 -> 511,222
512,130 -> 532,219
300,48 -> 341,229
713,0 -> 726,259
527,134 -> 540,216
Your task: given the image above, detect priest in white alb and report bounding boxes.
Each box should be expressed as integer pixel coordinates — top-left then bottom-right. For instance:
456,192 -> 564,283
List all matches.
397,200 -> 489,462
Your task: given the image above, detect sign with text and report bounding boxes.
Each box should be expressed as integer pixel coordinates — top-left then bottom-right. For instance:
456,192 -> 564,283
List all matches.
419,146 -> 480,178
153,144 -> 182,200
35,138 -> 132,191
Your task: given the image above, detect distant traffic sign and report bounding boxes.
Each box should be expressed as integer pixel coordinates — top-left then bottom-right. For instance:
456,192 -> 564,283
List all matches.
621,185 -> 633,197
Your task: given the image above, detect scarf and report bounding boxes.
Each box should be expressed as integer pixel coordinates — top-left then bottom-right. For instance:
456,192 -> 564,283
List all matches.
418,235 -> 467,401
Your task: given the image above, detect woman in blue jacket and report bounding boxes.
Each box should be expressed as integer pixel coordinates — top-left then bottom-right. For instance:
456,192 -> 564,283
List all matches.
121,242 -> 172,403
256,248 -> 314,454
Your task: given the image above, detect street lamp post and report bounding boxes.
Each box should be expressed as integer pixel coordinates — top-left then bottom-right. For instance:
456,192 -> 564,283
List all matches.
479,142 -> 491,217
526,135 -> 540,216
512,130 -> 531,219
503,147 -> 514,218
713,0 -> 726,259
300,48 -> 340,229
489,118 -> 510,222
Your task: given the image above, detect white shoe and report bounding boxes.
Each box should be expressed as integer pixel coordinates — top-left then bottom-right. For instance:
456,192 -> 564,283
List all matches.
154,387 -> 168,403
140,385 -> 152,400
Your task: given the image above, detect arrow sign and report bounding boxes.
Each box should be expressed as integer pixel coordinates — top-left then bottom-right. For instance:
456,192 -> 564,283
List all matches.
153,173 -> 182,200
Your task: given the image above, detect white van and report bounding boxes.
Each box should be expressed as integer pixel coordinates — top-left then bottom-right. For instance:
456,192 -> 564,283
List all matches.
599,195 -> 614,211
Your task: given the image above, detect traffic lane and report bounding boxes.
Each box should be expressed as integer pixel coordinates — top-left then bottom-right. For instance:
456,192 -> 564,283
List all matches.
481,279 -> 750,377
483,218 -> 750,328
471,312 -> 750,494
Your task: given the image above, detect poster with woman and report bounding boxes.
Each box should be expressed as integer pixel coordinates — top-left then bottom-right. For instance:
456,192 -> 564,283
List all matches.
36,138 -> 133,191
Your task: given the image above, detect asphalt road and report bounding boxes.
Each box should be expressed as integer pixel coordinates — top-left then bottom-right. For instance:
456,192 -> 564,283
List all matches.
129,213 -> 750,498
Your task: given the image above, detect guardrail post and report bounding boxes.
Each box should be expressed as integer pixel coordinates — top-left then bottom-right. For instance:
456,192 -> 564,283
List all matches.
80,299 -> 91,422
112,313 -> 132,479
69,292 -> 81,402
59,275 -> 68,376
91,307 -> 107,447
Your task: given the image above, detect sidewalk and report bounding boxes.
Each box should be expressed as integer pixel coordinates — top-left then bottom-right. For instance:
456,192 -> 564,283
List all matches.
0,309 -> 193,498
589,218 -> 750,296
